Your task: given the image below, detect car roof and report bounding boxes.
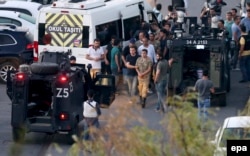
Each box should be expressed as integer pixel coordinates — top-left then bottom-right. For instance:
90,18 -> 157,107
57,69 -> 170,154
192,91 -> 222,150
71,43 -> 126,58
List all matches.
0,0 -> 42,17
223,116 -> 250,128
41,0 -> 151,15
0,23 -> 33,38
0,23 -> 29,32
0,10 -> 36,24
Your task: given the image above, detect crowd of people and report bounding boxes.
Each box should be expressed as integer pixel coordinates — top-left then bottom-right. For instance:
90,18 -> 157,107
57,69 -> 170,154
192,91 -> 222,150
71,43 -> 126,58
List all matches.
82,0 -> 250,111
85,36 -> 173,112
79,0 -> 250,137
202,0 -> 250,84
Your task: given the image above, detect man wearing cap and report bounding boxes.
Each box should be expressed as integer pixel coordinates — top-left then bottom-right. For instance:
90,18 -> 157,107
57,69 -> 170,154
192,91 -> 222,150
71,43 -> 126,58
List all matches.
121,38 -> 137,85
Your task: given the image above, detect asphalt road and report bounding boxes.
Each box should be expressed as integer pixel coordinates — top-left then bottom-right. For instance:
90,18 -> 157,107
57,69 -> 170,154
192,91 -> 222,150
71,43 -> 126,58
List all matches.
0,0 -> 249,156
0,70 -> 249,156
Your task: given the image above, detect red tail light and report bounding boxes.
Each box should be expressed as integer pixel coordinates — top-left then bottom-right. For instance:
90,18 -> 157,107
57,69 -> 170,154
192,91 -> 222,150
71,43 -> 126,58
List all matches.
16,73 -> 25,80
59,112 -> 69,120
26,43 -> 33,50
59,75 -> 68,82
33,41 -> 38,62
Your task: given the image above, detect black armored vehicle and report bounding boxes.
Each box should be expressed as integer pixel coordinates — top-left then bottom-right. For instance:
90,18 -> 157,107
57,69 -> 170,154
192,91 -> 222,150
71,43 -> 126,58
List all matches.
6,51 -> 115,142
168,17 -> 232,106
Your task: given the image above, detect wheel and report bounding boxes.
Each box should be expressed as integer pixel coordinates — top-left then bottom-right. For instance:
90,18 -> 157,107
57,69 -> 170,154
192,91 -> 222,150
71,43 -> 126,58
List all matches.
30,62 -> 59,75
0,61 -> 19,83
12,126 -> 26,143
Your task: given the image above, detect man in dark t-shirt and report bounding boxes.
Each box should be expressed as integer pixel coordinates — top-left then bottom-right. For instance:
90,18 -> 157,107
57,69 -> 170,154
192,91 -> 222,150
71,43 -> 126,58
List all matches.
125,45 -> 139,101
122,38 -> 136,84
194,70 -> 215,126
154,51 -> 173,112
103,36 -> 116,74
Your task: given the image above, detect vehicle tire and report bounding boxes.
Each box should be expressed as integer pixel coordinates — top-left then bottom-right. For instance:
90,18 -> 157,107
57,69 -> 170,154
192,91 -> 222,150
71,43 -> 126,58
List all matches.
0,61 -> 19,83
30,62 -> 59,75
12,126 -> 25,143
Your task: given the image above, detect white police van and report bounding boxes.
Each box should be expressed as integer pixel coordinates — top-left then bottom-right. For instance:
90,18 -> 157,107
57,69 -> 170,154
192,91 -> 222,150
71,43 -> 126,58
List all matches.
33,0 -> 157,64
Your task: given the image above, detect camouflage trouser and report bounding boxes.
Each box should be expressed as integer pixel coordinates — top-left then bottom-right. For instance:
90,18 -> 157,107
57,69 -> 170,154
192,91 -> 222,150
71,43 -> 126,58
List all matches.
138,77 -> 149,98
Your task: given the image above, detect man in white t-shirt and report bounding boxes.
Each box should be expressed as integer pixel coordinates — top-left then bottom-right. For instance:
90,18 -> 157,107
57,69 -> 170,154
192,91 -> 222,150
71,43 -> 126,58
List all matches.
210,7 -> 222,28
86,38 -> 104,79
138,37 -> 157,63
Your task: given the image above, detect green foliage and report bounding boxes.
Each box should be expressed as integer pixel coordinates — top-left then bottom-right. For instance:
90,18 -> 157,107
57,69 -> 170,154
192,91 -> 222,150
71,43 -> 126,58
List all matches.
240,97 -> 250,116
163,94 -> 214,156
68,93 -> 215,156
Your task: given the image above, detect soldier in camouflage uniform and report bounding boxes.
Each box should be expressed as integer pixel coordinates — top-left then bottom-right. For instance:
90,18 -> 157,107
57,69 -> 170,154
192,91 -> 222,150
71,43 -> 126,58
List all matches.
135,49 -> 153,108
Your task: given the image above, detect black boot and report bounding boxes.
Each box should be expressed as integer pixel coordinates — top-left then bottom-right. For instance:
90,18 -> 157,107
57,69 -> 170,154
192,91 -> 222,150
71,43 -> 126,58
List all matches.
142,98 -> 146,108
137,96 -> 142,104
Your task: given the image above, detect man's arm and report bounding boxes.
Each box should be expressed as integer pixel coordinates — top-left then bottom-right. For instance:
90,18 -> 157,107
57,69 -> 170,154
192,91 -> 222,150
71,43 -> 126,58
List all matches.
183,0 -> 188,9
232,27 -> 239,45
126,57 -> 137,69
210,87 -> 215,94
151,45 -> 157,63
239,37 -> 245,57
121,49 -> 127,67
115,52 -> 121,72
241,0 -> 246,13
154,64 -> 160,83
141,61 -> 152,76
86,48 -> 94,60
142,65 -> 152,77
168,58 -> 174,67
200,8 -> 208,19
104,49 -> 109,64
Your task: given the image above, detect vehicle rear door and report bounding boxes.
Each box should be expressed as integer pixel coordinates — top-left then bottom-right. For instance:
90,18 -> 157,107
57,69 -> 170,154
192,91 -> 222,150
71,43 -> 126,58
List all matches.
209,45 -> 223,89
169,44 -> 184,92
45,13 -> 83,49
120,2 -> 140,45
210,45 -> 227,106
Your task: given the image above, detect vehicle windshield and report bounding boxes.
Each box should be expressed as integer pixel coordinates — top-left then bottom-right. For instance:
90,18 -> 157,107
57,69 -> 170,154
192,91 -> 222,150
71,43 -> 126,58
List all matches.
18,13 -> 36,24
220,128 -> 250,147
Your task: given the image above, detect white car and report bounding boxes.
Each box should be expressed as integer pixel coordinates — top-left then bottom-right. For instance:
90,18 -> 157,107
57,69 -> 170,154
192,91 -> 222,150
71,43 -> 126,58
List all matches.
6,0 -> 53,5
0,0 -> 42,17
212,116 -> 250,156
0,10 -> 35,38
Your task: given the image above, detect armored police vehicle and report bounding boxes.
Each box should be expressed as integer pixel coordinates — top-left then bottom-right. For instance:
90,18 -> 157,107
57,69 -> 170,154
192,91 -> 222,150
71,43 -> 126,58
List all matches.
168,17 -> 231,106
6,51 -> 115,142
